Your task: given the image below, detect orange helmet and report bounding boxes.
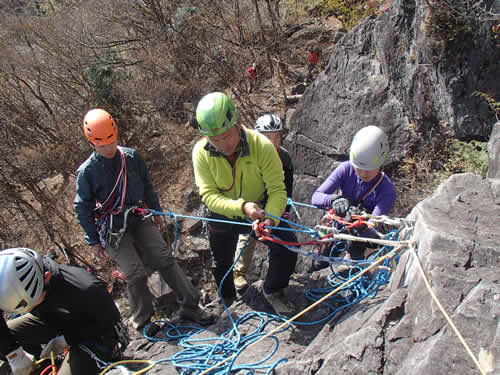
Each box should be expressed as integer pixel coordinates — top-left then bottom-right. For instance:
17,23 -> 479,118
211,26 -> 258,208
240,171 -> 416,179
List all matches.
83,109 -> 118,146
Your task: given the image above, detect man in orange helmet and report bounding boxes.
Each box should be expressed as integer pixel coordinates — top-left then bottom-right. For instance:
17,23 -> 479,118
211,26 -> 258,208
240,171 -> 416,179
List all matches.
74,109 -> 214,336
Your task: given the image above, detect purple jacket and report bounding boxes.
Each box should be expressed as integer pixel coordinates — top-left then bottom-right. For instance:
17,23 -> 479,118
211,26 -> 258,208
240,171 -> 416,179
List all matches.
311,161 -> 396,216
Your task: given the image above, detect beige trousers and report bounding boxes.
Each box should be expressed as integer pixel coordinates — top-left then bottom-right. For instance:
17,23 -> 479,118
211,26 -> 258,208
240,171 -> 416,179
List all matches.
233,233 -> 257,275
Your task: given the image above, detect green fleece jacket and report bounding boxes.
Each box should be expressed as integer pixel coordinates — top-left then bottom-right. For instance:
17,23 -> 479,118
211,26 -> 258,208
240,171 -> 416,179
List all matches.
192,126 -> 286,225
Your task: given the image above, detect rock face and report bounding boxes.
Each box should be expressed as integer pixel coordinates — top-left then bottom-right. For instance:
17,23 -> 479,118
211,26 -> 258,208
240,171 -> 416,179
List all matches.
276,173 -> 499,375
285,0 -> 499,206
488,122 -> 500,178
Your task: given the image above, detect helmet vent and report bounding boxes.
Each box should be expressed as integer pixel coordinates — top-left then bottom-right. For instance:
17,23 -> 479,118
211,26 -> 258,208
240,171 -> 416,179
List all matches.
25,278 -> 38,298
16,259 -> 28,272
18,266 -> 31,282
15,300 -> 28,310
29,278 -> 40,299
225,108 -> 233,126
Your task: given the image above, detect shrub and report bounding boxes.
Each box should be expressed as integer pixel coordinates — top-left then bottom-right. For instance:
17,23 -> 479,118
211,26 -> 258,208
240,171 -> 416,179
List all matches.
445,139 -> 489,177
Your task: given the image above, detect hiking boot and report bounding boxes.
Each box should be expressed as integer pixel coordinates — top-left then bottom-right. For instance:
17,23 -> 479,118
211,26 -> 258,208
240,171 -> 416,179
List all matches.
332,252 -> 364,276
180,306 -> 217,326
137,321 -> 161,338
234,272 -> 249,291
333,251 -> 350,274
332,263 -> 351,275
263,289 -> 294,316
308,259 -> 329,273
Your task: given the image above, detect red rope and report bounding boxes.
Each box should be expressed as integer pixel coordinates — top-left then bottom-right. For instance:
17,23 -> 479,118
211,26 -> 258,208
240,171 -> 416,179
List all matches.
258,208 -> 369,247
40,364 -> 57,375
259,235 -> 324,246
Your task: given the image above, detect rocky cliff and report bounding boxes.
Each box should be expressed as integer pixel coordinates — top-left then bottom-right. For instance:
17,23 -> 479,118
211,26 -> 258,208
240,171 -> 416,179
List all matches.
115,1 -> 500,373
285,0 -> 499,210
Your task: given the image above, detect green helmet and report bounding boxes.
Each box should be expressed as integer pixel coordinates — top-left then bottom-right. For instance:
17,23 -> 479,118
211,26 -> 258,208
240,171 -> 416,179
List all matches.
196,92 -> 238,137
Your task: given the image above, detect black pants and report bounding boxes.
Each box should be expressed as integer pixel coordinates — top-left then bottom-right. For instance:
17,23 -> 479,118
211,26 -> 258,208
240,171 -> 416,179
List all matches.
208,214 -> 298,300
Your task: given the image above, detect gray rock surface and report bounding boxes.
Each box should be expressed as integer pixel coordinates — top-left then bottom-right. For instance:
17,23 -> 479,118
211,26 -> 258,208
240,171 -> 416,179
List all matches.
285,0 -> 499,184
488,122 -> 500,178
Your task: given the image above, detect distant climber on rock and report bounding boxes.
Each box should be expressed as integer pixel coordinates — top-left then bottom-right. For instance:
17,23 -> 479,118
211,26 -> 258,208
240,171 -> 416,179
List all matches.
233,113 -> 295,292
245,62 -> 258,93
0,247 -> 126,375
74,109 -> 215,337
192,92 -> 298,316
306,47 -> 319,80
310,126 -> 396,272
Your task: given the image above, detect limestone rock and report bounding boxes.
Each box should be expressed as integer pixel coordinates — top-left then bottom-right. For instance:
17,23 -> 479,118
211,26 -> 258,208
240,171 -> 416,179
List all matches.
488,122 -> 500,178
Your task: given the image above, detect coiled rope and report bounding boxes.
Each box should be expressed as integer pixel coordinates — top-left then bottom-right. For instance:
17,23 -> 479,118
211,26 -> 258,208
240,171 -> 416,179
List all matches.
119,203 -> 409,374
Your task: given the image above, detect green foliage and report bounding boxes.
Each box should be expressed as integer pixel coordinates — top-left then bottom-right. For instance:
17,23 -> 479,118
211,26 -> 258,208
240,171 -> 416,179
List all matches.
445,139 -> 489,177
320,0 -> 369,29
426,0 -> 485,63
473,91 -> 500,121
282,0 -> 377,29
84,64 -> 123,112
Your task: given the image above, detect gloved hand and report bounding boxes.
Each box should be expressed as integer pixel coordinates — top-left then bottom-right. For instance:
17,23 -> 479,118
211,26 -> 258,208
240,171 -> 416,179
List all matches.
40,335 -> 68,358
331,197 -> 350,217
281,211 -> 291,220
6,347 -> 34,375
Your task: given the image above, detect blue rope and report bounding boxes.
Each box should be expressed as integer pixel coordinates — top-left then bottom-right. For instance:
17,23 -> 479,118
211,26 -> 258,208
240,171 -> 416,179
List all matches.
287,197 -> 319,209
148,209 -> 319,237
148,209 -> 253,254
145,232 -> 291,374
263,211 -> 318,237
139,204 -> 403,374
295,230 -> 401,326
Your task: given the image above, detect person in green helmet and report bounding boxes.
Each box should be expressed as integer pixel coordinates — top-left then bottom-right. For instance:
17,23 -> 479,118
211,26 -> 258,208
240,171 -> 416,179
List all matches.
192,92 -> 298,316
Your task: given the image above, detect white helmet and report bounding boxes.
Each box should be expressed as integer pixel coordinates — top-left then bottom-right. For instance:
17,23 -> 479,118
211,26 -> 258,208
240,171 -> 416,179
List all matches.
255,114 -> 282,132
349,126 -> 388,170
0,248 -> 44,313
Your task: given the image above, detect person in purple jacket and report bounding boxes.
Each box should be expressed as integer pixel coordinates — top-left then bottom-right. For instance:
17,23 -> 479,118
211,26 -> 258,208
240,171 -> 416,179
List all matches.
310,126 -> 396,271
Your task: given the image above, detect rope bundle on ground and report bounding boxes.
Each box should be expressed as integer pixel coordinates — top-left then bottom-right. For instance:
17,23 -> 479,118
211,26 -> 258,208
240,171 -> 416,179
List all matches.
112,201 -> 409,374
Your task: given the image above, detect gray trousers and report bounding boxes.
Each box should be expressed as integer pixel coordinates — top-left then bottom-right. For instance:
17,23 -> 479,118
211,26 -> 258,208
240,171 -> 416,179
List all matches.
233,233 -> 257,275
7,314 -> 102,375
106,218 -> 199,328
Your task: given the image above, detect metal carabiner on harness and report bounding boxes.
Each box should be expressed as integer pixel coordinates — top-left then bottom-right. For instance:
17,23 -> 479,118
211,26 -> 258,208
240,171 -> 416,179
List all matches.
105,206 -> 138,249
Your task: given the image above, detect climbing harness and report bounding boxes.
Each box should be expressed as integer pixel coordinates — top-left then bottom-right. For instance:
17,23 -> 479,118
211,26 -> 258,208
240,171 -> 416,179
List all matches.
94,147 -> 128,249
102,206 -> 138,249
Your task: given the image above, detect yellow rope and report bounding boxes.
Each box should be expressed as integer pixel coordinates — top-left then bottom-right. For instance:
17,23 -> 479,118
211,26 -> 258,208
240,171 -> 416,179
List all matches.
199,244 -> 406,375
408,243 -> 487,375
50,351 -> 56,374
99,359 -> 156,375
35,357 -> 51,366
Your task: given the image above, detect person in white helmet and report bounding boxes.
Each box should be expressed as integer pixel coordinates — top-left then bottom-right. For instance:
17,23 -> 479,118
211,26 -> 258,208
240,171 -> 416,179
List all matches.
310,126 -> 396,271
0,248 -> 125,375
232,113 -> 295,291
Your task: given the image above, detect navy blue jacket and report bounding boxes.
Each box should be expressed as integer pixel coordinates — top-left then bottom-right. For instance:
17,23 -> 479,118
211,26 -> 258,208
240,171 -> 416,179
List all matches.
74,146 -> 161,245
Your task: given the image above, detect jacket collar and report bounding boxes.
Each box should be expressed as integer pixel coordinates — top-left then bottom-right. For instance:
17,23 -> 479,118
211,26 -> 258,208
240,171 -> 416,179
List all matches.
204,127 -> 250,157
